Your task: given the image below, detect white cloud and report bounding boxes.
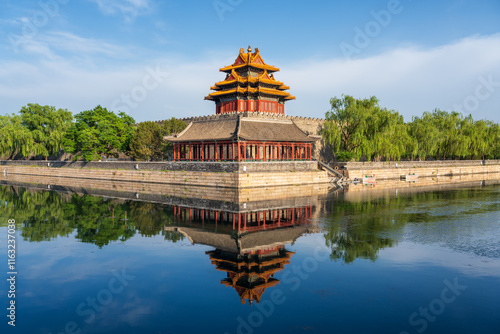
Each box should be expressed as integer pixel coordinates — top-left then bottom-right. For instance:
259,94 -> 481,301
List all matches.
1,34 -> 499,123
90,0 -> 152,22
7,30 -> 131,60
280,34 -> 500,122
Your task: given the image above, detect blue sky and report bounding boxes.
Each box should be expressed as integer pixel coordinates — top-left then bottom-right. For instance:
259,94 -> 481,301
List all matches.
1,0 -> 499,122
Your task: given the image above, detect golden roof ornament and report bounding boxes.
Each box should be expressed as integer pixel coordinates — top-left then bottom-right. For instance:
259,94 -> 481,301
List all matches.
247,45 -> 252,53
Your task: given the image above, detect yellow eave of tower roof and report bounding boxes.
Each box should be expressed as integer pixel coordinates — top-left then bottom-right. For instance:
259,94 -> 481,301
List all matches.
205,86 -> 295,98
219,63 -> 280,73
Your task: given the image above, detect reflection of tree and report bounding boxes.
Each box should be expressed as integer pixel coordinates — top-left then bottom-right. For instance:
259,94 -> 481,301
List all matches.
0,187 -> 74,241
66,195 -> 135,248
0,185 -> 181,247
324,187 -> 499,263
163,230 -> 185,243
323,196 -> 412,263
324,220 -> 395,263
127,201 -> 176,238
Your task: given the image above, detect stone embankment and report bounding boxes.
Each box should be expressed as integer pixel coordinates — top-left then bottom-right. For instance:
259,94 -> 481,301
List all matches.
0,160 -> 329,189
331,160 -> 500,180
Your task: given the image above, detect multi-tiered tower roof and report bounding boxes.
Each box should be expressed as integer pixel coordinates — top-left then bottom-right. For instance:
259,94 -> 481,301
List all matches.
205,46 -> 295,114
166,46 -> 316,162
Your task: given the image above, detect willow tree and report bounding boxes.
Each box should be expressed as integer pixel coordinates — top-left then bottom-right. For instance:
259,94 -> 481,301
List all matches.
0,114 -> 34,159
407,111 -> 441,160
323,95 -> 410,161
19,103 -> 73,159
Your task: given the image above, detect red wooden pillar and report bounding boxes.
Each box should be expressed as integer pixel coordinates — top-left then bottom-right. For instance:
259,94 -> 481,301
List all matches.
244,142 -> 247,161
238,212 -> 241,232
233,213 -> 235,229
244,212 -> 247,231
237,142 -> 240,162
232,142 -> 235,161
292,143 -> 295,161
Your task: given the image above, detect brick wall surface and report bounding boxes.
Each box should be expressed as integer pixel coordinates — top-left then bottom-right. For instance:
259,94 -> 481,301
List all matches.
0,173 -> 330,212
344,173 -> 500,202
347,165 -> 500,180
0,160 -> 318,173
337,159 -> 500,170
1,164 -> 330,189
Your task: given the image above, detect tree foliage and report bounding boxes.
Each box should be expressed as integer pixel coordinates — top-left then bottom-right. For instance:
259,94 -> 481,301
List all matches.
19,103 -> 73,159
129,118 -> 186,161
64,105 -> 135,161
324,95 -> 411,161
324,95 -> 500,161
130,118 -> 187,161
0,104 -> 72,159
0,114 -> 34,158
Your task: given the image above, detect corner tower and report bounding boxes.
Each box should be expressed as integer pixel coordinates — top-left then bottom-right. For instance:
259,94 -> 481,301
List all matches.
204,45 -> 296,114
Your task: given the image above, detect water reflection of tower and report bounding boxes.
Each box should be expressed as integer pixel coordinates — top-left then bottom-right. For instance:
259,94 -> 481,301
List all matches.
172,205 -> 314,233
168,204 -> 318,305
208,246 -> 293,305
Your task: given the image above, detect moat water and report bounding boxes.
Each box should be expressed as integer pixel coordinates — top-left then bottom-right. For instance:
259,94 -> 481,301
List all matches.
0,181 -> 499,334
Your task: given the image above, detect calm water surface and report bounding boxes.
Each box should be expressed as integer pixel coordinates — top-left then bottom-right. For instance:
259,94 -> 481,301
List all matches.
1,183 -> 499,334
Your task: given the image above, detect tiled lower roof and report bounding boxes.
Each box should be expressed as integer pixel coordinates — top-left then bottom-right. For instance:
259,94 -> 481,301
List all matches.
165,115 -> 315,143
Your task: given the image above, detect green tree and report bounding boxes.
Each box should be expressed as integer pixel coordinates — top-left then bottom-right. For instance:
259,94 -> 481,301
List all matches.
407,111 -> 441,160
488,122 -> 500,159
0,114 -> 34,159
130,119 -> 187,161
162,117 -> 188,135
64,105 -> 135,161
19,103 -> 73,159
130,121 -> 165,161
323,95 -> 409,161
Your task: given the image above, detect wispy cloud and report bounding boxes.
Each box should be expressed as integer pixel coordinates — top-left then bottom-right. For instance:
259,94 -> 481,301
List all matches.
90,0 -> 152,22
281,33 -> 500,121
1,34 -> 499,124
10,30 -> 130,60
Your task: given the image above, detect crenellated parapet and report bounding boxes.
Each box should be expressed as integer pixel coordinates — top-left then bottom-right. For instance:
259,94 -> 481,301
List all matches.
174,112 -> 325,124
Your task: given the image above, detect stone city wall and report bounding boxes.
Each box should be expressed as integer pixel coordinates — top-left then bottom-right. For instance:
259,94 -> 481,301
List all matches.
1,163 -> 329,189
0,174 -> 329,212
0,160 -> 318,173
345,164 -> 500,180
343,173 -> 500,202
